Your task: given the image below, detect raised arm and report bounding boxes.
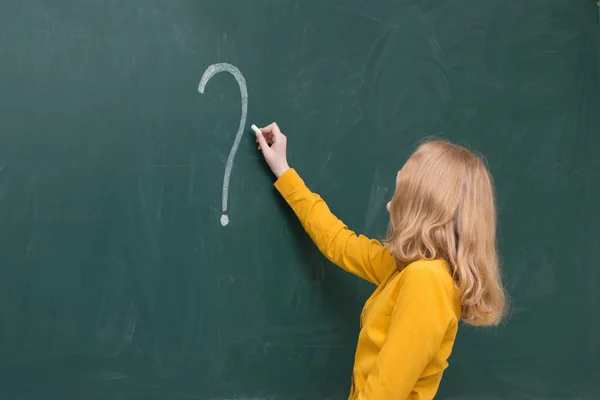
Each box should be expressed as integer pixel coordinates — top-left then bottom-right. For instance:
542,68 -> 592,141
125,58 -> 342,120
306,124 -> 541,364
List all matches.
255,122 -> 395,285
275,168 -> 394,285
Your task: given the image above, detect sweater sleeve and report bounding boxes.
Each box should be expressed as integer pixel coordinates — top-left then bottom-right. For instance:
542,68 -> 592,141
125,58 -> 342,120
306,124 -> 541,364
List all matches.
274,169 -> 395,286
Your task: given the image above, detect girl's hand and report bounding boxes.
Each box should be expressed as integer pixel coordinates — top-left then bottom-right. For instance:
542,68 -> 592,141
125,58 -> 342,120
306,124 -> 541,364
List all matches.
255,122 -> 290,178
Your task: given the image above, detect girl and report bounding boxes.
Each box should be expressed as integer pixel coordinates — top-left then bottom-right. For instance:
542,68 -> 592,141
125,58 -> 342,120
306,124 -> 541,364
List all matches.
254,122 -> 506,399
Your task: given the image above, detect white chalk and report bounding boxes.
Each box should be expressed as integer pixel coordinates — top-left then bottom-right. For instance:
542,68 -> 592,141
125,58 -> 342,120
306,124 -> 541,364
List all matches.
251,124 -> 261,134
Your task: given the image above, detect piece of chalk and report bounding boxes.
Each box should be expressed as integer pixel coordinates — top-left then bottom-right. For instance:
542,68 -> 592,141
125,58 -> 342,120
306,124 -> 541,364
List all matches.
251,124 -> 261,134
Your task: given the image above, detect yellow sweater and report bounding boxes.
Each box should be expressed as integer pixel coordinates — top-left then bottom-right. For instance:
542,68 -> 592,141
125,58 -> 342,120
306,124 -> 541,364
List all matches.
275,169 -> 461,400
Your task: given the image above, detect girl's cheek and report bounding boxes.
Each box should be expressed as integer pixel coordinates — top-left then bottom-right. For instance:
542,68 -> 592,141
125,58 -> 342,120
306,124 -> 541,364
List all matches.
386,201 -> 391,212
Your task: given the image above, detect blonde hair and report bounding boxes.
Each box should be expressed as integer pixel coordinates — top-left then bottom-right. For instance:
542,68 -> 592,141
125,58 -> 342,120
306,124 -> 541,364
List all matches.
386,139 -> 506,326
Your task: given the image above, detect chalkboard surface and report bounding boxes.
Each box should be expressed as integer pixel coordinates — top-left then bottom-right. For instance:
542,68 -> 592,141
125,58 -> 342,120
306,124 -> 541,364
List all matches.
0,1 -> 598,399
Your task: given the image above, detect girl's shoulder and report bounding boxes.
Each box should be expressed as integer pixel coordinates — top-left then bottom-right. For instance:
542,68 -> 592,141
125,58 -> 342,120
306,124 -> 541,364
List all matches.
399,259 -> 461,317
402,259 -> 453,281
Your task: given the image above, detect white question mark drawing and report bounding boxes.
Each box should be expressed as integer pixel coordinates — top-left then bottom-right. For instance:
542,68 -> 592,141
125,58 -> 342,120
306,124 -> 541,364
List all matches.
198,63 -> 248,227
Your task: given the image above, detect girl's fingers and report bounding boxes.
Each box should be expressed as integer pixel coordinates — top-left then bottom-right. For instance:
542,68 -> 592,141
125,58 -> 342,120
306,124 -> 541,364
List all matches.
255,131 -> 270,153
260,123 -> 281,136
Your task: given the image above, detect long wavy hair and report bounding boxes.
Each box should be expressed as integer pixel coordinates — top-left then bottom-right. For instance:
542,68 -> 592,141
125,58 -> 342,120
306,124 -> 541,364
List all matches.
386,139 -> 506,326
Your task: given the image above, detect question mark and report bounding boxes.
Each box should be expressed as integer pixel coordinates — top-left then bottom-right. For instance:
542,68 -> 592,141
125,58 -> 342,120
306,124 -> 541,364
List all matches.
198,63 -> 248,227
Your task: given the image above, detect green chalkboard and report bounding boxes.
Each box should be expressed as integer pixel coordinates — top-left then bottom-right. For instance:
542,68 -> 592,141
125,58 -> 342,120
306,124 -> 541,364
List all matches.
0,0 -> 598,399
